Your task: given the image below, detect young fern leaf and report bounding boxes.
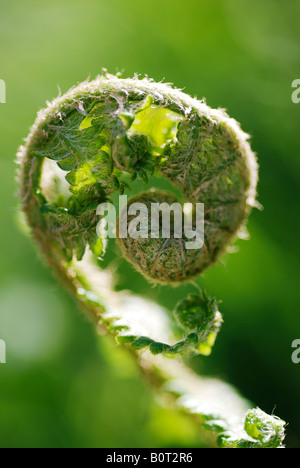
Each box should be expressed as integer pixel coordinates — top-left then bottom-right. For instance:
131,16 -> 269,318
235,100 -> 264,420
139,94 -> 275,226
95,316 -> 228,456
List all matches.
17,72 -> 286,448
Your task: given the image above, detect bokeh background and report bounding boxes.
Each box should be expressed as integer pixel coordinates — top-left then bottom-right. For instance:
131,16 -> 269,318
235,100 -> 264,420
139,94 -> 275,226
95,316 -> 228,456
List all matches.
0,0 -> 299,448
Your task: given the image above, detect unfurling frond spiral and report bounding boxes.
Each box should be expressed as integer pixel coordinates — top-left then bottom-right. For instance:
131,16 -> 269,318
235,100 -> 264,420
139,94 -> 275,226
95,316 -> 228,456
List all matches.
17,72 -> 285,448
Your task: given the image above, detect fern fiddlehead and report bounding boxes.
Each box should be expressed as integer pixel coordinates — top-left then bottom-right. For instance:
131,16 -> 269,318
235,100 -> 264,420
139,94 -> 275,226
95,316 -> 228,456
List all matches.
18,72 -> 286,448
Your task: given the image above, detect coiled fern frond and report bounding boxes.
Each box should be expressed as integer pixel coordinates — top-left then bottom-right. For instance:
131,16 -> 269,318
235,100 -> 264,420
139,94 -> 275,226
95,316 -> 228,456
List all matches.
17,72 -> 286,448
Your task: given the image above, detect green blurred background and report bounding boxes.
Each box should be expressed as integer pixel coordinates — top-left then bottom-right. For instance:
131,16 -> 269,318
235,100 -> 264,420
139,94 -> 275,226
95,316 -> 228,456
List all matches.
0,0 -> 300,448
